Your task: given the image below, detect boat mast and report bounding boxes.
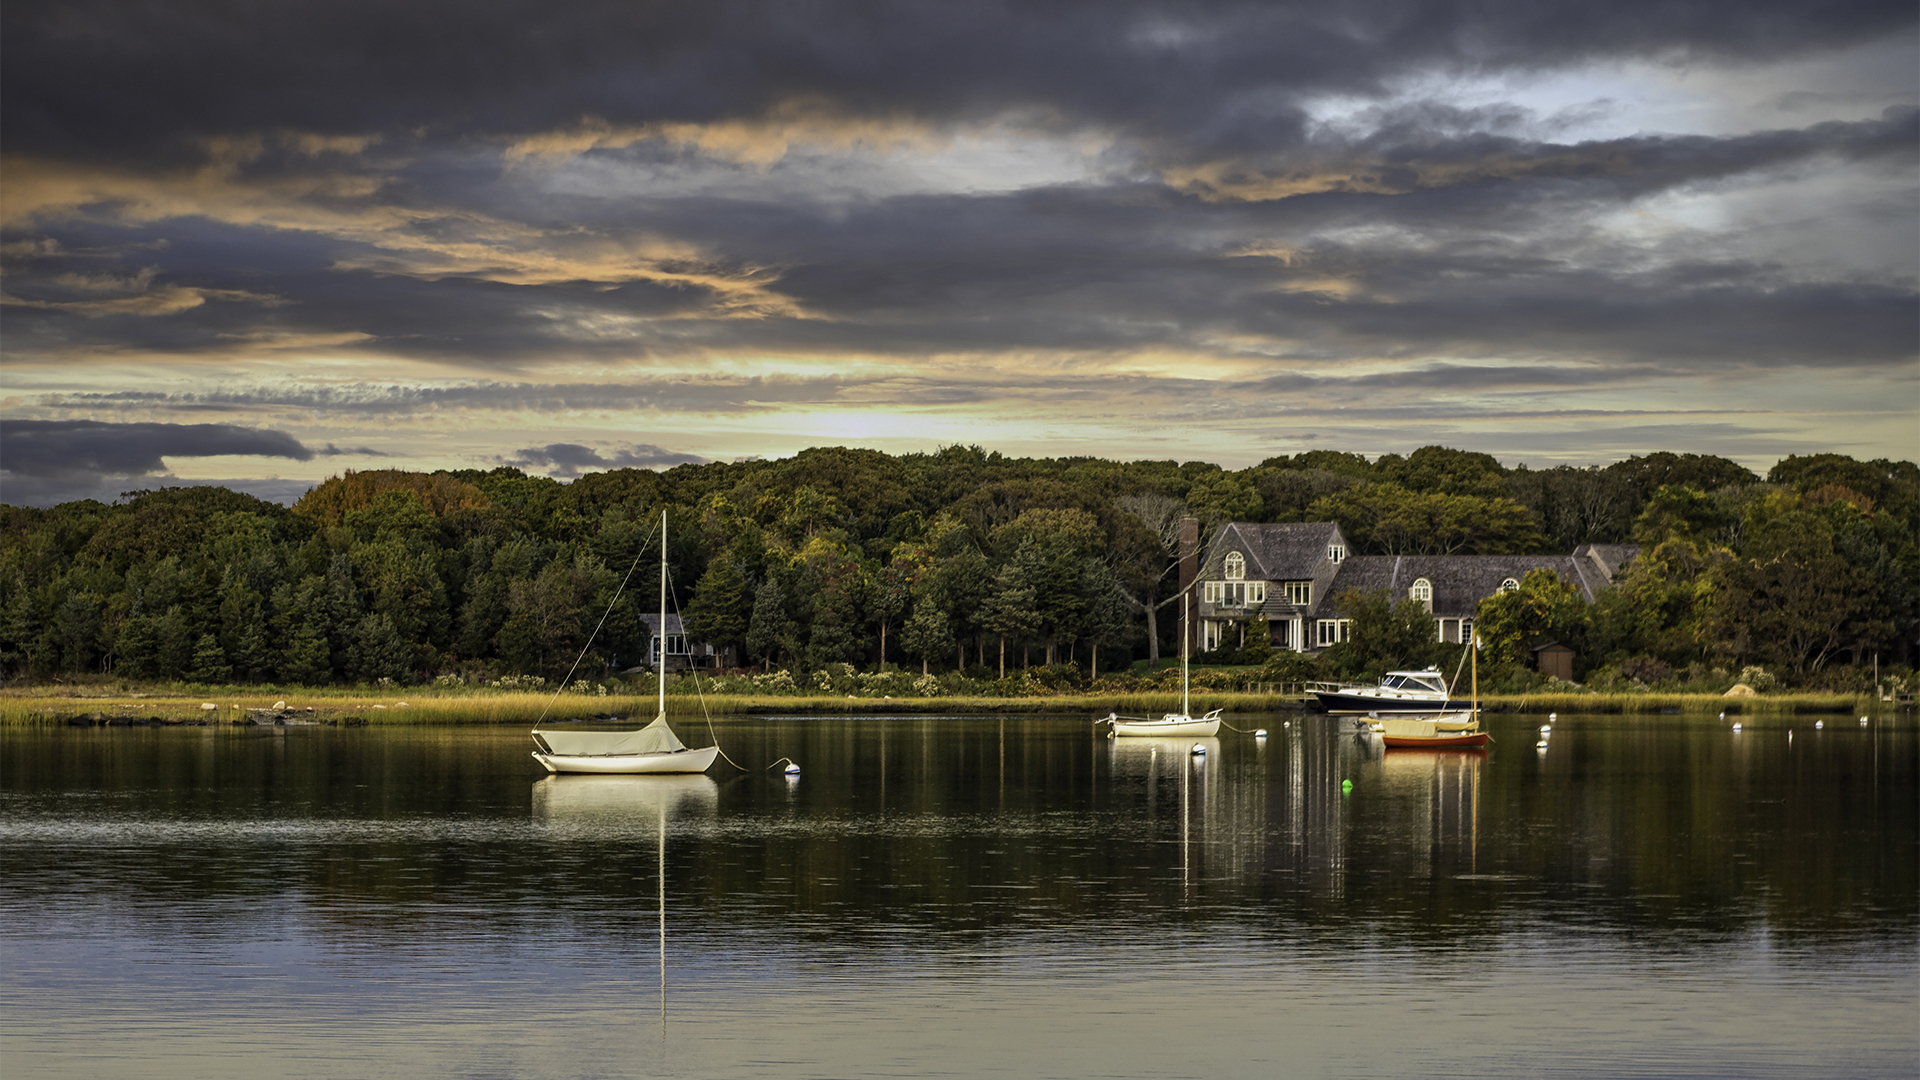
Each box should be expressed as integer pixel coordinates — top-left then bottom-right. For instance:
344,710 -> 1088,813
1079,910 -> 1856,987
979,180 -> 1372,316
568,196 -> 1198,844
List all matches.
659,509 -> 668,721
1182,586 -> 1190,717
1470,632 -> 1478,722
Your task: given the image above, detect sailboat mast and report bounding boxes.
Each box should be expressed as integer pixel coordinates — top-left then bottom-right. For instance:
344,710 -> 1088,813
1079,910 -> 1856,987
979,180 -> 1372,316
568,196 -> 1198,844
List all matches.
659,509 -> 668,721
1182,586 -> 1191,717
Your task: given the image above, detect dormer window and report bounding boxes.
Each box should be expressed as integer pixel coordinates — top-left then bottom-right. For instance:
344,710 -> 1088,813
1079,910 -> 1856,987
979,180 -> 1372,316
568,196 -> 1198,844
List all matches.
1223,552 -> 1245,580
1410,578 -> 1432,602
1328,544 -> 1346,563
1500,578 -> 1520,593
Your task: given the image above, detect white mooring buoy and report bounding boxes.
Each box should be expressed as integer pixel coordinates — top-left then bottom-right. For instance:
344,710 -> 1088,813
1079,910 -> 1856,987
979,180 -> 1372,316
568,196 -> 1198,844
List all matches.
1860,716 -> 1869,726
1540,724 -> 1552,734
1191,743 -> 1207,756
785,763 -> 801,775
1732,723 -> 1743,732
1255,729 -> 1268,739
1815,720 -> 1824,730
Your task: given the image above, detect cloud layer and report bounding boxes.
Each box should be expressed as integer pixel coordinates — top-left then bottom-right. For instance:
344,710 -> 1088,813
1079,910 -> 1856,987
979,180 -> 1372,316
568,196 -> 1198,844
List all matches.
2,0 -> 1914,505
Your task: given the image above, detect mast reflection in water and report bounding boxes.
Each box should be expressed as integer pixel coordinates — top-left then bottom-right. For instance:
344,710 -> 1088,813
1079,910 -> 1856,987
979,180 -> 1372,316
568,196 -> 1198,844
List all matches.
533,775 -> 717,1034
0,712 -> 1913,1078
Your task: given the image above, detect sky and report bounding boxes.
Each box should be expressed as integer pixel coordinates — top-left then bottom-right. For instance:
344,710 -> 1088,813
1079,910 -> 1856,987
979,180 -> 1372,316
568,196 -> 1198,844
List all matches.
2,0 -> 1916,507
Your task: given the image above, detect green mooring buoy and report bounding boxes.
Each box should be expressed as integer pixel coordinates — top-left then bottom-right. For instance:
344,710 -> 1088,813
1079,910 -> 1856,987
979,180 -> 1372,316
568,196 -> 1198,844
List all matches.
1342,779 -> 1353,793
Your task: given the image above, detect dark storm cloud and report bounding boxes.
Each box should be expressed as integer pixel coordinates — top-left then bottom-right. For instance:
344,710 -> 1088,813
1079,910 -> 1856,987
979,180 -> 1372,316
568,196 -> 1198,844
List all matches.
9,110 -> 1911,374
1,0 -> 1913,476
5,0 -> 1911,162
0,420 -> 314,479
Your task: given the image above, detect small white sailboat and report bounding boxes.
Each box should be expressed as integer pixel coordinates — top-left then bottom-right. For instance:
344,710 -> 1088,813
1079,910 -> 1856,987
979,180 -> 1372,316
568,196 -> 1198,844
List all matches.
1103,586 -> 1222,737
532,511 -> 719,775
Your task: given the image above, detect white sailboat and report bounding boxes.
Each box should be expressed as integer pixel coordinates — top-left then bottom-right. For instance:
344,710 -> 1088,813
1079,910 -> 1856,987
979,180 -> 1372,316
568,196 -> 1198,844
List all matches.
1102,584 -> 1222,737
532,511 -> 720,774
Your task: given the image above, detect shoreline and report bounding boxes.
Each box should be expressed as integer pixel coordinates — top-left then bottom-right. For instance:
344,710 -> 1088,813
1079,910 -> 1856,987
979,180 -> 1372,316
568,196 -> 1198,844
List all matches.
0,686 -> 1891,725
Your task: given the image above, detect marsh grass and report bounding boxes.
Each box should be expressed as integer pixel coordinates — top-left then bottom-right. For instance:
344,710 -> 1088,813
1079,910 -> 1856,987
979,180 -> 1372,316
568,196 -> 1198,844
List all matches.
0,684 -> 1877,725
1478,691 -> 1865,715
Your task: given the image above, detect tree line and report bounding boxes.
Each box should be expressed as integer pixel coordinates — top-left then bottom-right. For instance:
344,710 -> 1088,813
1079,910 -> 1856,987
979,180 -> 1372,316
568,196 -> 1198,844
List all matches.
2,445 -> 1913,690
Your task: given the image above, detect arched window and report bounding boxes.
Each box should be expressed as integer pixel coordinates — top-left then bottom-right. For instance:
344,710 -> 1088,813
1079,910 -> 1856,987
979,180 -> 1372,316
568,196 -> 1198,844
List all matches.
1223,552 -> 1245,580
1410,578 -> 1432,602
1500,578 -> 1520,593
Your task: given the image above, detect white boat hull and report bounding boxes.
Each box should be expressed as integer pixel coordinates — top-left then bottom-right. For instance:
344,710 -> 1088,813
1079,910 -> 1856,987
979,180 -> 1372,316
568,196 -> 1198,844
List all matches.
1111,714 -> 1221,737
532,745 -> 720,774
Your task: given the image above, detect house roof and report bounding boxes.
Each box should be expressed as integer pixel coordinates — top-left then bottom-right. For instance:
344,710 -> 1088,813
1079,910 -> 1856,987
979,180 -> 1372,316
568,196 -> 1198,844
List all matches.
1201,521 -> 1342,581
1316,554 -> 1601,619
1191,520 -> 1640,625
638,613 -> 688,636
1574,543 -> 1639,581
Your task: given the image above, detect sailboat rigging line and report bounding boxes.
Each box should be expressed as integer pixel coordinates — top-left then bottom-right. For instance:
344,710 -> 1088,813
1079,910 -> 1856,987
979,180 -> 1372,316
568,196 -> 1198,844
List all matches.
664,562 -> 749,772
1217,719 -> 1264,733
534,516 -> 663,728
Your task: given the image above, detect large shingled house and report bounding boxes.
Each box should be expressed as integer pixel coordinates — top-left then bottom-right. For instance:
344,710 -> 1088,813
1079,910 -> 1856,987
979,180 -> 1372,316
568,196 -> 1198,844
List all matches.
1182,521 -> 1637,655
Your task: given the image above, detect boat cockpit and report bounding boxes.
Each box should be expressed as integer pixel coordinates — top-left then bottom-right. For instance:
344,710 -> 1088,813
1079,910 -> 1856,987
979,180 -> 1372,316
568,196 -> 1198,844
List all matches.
1379,670 -> 1448,695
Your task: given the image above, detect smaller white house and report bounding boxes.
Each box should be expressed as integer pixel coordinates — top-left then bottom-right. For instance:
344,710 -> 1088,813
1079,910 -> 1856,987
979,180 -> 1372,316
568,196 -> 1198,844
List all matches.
636,613 -> 719,671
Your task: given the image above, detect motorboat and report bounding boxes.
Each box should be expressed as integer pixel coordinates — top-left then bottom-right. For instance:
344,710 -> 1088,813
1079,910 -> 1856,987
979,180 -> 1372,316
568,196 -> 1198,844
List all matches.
532,510 -> 719,775
1367,640 -> 1490,749
1313,668 -> 1467,714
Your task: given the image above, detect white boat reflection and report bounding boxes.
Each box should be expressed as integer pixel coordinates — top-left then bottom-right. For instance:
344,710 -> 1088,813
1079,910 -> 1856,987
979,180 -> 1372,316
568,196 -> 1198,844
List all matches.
1108,737 -> 1216,893
1107,736 -> 1220,773
531,773 -> 717,1036
531,774 -> 718,831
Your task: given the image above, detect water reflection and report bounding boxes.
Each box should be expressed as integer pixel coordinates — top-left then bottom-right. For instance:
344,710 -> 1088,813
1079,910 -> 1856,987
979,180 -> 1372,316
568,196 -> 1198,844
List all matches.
1376,748 -> 1484,874
531,774 -> 719,833
1108,737 -> 1216,893
0,714 -> 1914,1079
532,774 -> 717,1034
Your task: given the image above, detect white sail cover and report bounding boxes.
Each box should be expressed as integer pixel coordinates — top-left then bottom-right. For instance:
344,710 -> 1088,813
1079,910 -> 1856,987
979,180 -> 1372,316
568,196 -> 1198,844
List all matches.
534,713 -> 687,756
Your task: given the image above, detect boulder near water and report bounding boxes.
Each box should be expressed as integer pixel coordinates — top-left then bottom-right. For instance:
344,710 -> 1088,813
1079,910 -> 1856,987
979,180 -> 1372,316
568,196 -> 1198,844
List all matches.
1723,684 -> 1758,697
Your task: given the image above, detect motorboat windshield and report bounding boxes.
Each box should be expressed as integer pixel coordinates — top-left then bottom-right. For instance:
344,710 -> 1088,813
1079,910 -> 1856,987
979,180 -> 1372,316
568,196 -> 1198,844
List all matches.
1382,670 -> 1448,695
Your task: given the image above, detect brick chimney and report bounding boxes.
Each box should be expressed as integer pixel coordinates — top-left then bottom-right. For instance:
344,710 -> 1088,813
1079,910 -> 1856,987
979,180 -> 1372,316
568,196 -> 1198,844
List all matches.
1178,516 -> 1199,656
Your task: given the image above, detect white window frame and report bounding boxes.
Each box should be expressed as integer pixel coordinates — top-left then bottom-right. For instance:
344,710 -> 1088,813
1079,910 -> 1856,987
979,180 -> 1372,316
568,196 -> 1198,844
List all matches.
1410,578 -> 1432,602
1328,544 -> 1346,563
1203,620 -> 1224,651
1316,619 -> 1352,646
1247,581 -> 1266,605
1500,578 -> 1520,593
1283,581 -> 1311,606
1203,581 -> 1223,604
1223,552 -> 1245,580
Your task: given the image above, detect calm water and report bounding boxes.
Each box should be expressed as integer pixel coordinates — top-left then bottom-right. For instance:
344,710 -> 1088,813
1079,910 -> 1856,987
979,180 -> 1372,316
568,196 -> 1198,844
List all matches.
2,712 -> 1914,1079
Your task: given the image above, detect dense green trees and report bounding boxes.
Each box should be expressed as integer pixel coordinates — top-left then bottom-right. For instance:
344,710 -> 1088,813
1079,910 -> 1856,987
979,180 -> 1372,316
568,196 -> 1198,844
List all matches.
1,445 -> 1911,688
1479,471 -> 1918,689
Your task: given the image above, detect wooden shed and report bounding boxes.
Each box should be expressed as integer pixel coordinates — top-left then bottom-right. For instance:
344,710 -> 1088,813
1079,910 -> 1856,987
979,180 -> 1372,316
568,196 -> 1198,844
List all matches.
1533,641 -> 1575,681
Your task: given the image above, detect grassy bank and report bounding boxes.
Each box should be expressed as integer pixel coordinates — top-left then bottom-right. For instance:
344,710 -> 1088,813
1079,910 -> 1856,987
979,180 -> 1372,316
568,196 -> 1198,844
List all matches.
0,685 -> 1308,725
1476,691 -> 1871,715
0,683 -> 1892,725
